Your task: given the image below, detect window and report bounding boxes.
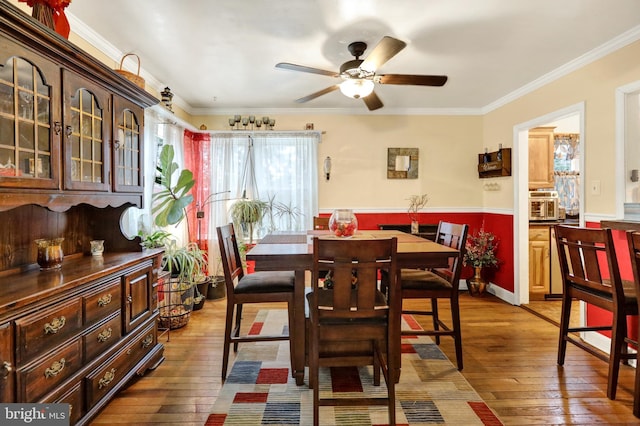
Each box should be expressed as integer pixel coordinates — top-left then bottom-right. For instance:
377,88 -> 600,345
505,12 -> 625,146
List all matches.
208,131 -> 320,238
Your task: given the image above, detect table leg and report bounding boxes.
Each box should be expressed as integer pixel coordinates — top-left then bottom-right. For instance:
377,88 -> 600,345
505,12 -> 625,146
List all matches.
293,270 -> 306,385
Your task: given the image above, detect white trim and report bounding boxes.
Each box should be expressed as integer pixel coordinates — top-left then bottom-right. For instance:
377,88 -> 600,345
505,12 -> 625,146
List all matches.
615,80 -> 640,219
487,282 -> 516,306
513,102 -> 586,307
483,25 -> 640,114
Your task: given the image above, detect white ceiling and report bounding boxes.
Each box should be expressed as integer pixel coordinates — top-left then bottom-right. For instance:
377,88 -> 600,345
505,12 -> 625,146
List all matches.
65,0 -> 640,115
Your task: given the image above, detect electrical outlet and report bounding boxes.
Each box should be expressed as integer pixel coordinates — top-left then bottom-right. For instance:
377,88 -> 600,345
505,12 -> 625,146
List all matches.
591,180 -> 601,195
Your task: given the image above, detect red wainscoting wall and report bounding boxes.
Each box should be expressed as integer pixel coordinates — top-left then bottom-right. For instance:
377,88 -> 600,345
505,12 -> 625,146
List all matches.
320,211 -> 515,293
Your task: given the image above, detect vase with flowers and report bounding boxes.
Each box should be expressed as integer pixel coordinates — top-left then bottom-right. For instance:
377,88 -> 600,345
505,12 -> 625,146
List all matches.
463,229 -> 499,296
19,0 -> 72,38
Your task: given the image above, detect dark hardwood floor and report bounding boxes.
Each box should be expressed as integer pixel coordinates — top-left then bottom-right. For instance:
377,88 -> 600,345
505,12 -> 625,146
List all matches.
89,292 -> 640,425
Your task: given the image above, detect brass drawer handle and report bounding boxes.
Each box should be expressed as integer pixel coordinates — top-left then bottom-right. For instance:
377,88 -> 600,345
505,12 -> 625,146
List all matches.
1,361 -> 12,379
97,327 -> 113,343
142,334 -> 153,348
98,368 -> 116,389
97,294 -> 113,307
44,316 -> 66,334
44,358 -> 66,378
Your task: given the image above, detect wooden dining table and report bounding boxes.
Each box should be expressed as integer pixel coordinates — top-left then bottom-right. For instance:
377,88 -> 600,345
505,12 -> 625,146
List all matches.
246,229 -> 460,386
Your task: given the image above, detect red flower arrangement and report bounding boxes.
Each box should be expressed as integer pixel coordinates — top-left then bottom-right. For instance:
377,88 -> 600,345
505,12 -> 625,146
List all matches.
463,229 -> 499,269
19,0 -> 72,38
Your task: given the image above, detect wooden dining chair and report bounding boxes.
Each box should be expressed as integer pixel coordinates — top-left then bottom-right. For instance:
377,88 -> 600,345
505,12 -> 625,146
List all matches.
307,236 -> 398,426
626,231 -> 640,416
389,220 -> 468,370
216,223 -> 296,381
555,225 -> 637,400
313,216 -> 330,230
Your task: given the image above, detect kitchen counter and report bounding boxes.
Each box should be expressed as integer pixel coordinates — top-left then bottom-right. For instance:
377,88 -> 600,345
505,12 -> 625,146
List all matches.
601,220 -> 640,231
529,219 -> 580,227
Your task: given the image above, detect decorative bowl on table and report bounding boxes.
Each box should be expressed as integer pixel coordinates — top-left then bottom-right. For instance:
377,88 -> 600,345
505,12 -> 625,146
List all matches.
328,209 -> 358,237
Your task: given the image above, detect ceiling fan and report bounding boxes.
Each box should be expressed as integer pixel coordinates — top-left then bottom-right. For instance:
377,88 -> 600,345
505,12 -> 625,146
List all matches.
275,36 -> 448,111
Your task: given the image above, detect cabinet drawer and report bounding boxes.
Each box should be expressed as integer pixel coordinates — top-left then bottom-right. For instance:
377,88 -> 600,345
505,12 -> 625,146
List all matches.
43,381 -> 83,426
17,338 -> 82,401
84,312 -> 122,362
84,281 -> 121,326
15,299 -> 83,364
85,322 -> 156,409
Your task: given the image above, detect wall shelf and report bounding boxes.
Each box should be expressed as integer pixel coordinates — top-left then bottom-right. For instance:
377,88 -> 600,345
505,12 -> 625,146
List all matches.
478,148 -> 511,178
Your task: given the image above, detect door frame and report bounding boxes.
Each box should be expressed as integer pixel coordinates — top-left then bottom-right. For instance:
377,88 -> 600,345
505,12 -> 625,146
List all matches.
513,102 -> 585,305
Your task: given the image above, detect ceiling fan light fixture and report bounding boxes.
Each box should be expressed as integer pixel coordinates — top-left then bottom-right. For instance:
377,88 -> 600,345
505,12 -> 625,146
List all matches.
339,79 -> 374,99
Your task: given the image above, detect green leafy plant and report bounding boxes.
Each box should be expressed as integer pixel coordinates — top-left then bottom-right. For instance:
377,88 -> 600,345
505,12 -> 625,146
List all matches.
152,144 -> 196,227
463,230 -> 499,269
161,241 -> 208,304
229,198 -> 268,243
138,229 -> 172,249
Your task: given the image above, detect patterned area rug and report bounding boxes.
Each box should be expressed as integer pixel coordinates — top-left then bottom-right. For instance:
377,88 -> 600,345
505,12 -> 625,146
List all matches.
206,310 -> 503,425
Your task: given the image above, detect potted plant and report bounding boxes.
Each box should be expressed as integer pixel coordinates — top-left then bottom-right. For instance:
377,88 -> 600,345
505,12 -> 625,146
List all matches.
159,240 -> 208,326
263,194 -> 303,232
407,194 -> 429,234
138,229 -> 172,250
229,198 -> 268,243
144,144 -> 211,324
463,229 -> 499,296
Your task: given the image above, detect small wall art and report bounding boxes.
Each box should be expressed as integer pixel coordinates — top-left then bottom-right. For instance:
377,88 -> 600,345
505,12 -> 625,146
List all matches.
387,147 -> 419,179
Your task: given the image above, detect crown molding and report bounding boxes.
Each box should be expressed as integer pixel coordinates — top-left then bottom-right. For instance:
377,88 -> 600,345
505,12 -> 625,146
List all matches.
482,24 -> 640,114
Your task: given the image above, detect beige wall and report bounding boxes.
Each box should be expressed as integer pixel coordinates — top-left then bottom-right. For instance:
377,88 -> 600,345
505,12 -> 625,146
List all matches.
484,39 -> 640,215
191,114 -> 484,211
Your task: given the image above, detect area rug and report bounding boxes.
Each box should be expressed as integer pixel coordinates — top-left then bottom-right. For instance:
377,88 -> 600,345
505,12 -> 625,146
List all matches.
205,310 -> 503,425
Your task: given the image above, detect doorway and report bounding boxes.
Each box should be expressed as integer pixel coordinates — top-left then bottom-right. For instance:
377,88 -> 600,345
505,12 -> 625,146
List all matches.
513,103 -> 585,326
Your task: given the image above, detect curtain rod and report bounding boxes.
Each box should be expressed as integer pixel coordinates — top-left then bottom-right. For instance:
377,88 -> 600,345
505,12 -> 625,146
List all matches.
209,130 -> 324,136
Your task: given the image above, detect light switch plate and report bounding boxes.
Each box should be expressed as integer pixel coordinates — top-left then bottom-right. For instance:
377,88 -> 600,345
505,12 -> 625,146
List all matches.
591,180 -> 601,195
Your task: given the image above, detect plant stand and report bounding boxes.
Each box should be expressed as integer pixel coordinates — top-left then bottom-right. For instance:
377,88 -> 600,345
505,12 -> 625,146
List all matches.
158,276 -> 194,329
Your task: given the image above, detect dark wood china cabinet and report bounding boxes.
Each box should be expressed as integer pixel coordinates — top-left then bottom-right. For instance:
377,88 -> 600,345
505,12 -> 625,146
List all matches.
0,3 -> 164,425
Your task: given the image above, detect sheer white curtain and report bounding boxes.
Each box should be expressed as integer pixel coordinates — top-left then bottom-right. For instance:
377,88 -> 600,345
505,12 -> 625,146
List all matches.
208,131 -> 320,239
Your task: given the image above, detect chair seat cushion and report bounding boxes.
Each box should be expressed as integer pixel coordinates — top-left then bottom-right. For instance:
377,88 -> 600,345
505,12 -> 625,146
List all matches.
400,268 -> 451,291
235,271 -> 295,294
572,279 -> 638,311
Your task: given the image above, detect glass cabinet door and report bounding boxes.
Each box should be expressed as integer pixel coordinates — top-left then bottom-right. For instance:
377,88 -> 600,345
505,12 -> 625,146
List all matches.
113,96 -> 144,193
62,70 -> 110,191
0,55 -> 59,189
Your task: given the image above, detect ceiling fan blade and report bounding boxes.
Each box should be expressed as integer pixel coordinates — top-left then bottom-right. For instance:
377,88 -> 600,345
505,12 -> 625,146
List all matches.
276,62 -> 339,78
295,85 -> 340,103
377,74 -> 448,86
363,91 -> 383,111
360,36 -> 407,72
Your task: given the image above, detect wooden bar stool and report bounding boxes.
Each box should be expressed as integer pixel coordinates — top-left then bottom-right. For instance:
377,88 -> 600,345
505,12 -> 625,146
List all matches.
556,225 -> 637,400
